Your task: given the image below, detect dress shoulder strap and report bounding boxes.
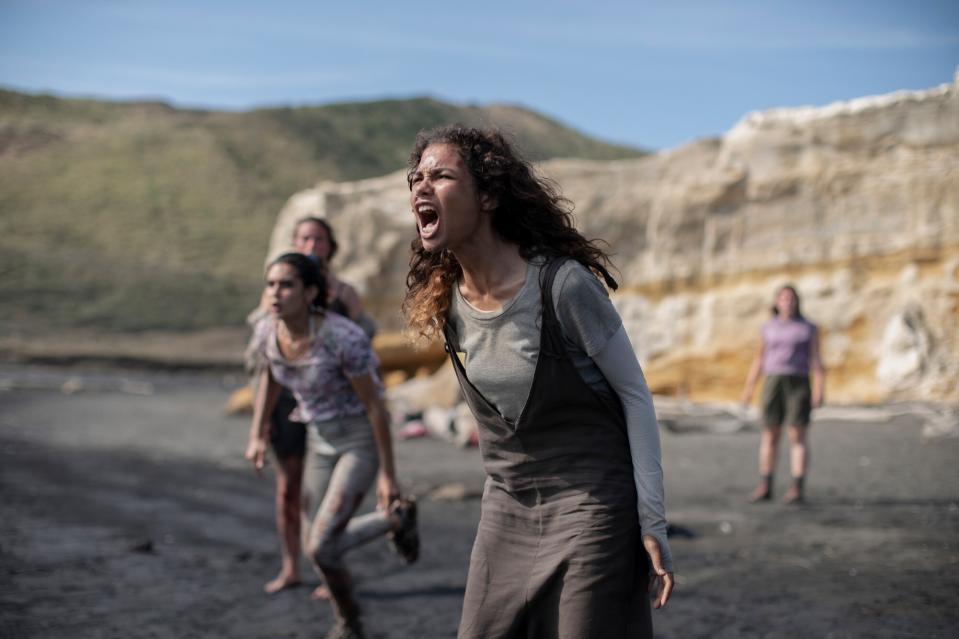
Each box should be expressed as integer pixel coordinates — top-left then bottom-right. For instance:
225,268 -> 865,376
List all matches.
538,257 -> 571,356
539,258 -> 568,321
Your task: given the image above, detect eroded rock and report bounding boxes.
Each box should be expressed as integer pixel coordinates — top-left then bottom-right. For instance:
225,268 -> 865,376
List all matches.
266,78 -> 959,403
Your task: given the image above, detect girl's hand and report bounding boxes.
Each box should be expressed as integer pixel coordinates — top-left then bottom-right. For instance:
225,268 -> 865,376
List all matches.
376,470 -> 401,511
812,391 -> 824,409
245,437 -> 267,475
643,534 -> 674,609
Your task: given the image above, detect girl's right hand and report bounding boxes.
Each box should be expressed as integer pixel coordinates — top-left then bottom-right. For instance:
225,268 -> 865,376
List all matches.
376,470 -> 401,512
245,437 -> 267,474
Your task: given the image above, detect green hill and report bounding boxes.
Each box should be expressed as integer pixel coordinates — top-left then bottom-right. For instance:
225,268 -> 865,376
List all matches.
0,89 -> 644,333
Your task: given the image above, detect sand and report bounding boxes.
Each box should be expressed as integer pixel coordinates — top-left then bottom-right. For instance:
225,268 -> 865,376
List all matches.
1,364 -> 957,638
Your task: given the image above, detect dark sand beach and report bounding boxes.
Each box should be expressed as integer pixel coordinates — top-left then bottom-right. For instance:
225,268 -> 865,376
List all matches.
1,364 -> 957,638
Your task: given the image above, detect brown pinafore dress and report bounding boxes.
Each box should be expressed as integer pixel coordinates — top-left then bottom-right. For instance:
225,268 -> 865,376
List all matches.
444,259 -> 652,639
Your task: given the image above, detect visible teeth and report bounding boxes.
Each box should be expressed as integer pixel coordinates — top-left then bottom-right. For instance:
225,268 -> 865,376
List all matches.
414,202 -> 439,237
417,207 -> 438,225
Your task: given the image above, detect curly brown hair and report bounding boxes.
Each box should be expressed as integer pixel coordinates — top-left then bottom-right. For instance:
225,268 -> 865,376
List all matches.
403,125 -> 618,340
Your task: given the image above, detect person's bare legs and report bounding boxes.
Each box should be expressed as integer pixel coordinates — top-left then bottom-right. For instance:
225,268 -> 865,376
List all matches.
751,425 -> 781,501
759,425 -> 782,476
783,424 -> 809,503
265,454 -> 304,593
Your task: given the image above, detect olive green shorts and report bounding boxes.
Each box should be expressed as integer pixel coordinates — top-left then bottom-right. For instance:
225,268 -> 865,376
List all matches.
761,374 -> 812,427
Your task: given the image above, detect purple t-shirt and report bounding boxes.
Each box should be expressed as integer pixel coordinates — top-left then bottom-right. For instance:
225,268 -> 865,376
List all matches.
761,317 -> 817,376
253,312 -> 381,423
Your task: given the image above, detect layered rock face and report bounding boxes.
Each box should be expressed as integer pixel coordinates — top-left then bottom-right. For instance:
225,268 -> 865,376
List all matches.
268,78 -> 959,404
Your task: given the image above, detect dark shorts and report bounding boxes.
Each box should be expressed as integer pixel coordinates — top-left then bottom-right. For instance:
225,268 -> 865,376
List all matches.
761,374 -> 812,427
269,388 -> 306,458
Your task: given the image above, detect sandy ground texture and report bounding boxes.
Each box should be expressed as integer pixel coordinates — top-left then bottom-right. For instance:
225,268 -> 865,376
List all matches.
1,364 -> 957,639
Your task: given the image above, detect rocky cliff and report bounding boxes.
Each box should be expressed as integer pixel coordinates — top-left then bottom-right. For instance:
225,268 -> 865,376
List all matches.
267,77 -> 959,404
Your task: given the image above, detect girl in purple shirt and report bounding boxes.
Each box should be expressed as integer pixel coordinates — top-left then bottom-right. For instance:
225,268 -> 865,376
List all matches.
741,285 -> 826,503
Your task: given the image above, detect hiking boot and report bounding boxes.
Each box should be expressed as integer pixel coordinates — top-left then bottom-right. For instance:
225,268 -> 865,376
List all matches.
749,477 -> 772,502
783,478 -> 805,504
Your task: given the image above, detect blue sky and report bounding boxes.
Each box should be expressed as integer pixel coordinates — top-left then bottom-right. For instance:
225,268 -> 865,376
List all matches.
1,0 -> 956,150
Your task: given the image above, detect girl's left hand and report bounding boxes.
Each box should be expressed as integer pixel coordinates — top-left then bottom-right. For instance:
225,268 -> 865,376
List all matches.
643,534 -> 675,609
376,470 -> 401,511
245,437 -> 267,475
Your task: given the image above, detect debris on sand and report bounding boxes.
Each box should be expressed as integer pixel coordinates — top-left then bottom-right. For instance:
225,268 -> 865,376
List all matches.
129,540 -> 155,554
0,370 -> 154,396
654,397 -> 754,435
654,397 -> 959,442
428,483 -> 482,502
224,384 -> 254,416
666,523 -> 697,539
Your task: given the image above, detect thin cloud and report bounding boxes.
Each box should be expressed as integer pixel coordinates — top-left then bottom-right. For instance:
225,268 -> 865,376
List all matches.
92,3 -> 519,59
103,66 -> 356,90
509,21 -> 959,51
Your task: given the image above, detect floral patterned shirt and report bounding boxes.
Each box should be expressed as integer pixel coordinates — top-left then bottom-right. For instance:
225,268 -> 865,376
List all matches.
253,312 -> 381,423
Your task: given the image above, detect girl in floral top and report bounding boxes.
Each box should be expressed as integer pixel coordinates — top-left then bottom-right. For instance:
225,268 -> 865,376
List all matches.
245,252 -> 417,639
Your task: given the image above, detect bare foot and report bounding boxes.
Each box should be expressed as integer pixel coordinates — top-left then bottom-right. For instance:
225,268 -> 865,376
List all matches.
310,585 -> 331,600
264,573 -> 301,594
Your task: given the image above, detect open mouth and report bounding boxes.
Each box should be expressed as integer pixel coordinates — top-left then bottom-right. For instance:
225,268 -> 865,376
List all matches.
415,204 -> 439,238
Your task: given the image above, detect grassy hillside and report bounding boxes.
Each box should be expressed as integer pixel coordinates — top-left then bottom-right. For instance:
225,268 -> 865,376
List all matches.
0,89 -> 644,333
